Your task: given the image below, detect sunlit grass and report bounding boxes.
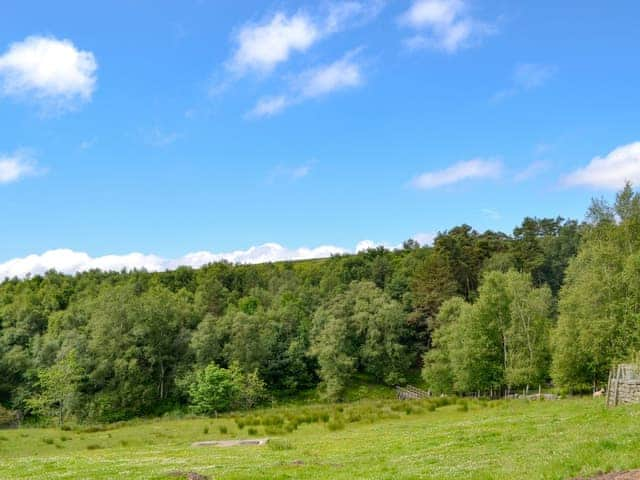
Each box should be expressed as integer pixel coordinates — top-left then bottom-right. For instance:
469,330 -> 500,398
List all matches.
0,397 -> 638,479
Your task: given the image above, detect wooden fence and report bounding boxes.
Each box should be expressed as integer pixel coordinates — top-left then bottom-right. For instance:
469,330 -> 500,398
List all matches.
396,385 -> 431,400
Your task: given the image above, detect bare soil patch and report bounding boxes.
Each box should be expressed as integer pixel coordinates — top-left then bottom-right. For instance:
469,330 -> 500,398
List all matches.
191,438 -> 269,447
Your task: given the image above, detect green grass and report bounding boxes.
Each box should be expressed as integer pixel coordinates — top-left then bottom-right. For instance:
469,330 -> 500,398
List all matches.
0,397 -> 639,479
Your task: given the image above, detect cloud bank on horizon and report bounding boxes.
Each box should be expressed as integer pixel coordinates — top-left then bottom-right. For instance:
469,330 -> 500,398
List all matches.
0,234 -> 434,280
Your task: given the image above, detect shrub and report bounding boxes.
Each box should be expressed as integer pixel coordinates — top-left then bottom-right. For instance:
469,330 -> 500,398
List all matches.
42,437 -> 54,445
203,426 -> 209,435
86,444 -> 102,450
218,425 -> 228,435
247,427 -> 258,435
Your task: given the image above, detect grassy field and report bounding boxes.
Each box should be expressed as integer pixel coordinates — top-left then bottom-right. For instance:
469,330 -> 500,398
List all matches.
1,397 -> 639,480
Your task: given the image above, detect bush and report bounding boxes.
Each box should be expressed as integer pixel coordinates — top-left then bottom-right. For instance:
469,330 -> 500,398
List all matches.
189,364 -> 240,415
218,425 -> 228,435
247,427 -> 258,435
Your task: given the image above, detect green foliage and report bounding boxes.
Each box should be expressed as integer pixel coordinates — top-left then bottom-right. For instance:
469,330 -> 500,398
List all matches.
311,281 -> 413,400
552,182 -> 640,390
3,187 -> 638,422
188,363 -> 240,415
423,271 -> 552,393
188,363 -> 267,415
27,350 -> 83,426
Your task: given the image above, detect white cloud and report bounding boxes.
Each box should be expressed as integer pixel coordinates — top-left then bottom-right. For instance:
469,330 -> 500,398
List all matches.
481,208 -> 501,220
514,160 -> 550,182
513,63 -> 556,90
267,161 -> 315,183
0,36 -> 97,110
247,95 -> 290,118
229,13 -> 319,75
412,232 -> 436,246
0,150 -> 39,184
493,63 -> 556,101
225,2 -> 382,77
144,128 -> 181,147
399,0 -> 494,53
0,243 -> 354,279
410,158 -> 502,189
249,51 -> 363,118
79,138 -> 97,150
325,1 -> 386,33
563,142 -> 640,190
298,54 -> 363,97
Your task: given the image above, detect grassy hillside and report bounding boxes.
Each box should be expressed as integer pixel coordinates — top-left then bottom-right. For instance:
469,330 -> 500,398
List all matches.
1,397 -> 639,479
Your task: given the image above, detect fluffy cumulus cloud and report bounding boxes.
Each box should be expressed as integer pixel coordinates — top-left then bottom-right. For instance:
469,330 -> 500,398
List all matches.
563,142 -> 640,190
223,1 -> 382,88
0,36 -> 97,110
248,51 -> 363,118
399,0 -> 493,53
0,150 -> 39,184
410,158 -> 502,189
229,13 -> 320,75
228,2 -> 382,76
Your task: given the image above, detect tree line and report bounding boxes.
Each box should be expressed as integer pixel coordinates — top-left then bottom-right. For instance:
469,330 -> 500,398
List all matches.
1,184 -> 639,424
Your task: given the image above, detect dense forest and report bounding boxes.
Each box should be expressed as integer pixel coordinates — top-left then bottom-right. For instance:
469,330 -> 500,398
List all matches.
2,184 -> 640,424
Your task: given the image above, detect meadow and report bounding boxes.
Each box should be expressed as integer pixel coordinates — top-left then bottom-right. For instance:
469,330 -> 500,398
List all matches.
1,397 -> 639,480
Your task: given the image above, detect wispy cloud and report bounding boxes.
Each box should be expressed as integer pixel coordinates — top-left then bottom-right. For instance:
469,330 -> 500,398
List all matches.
267,161 -> 316,183
225,2 -> 383,78
410,158 -> 502,190
493,63 -> 556,101
0,150 -> 41,184
481,208 -> 501,220
144,128 -> 181,147
0,36 -> 97,112
514,160 -> 550,182
249,95 -> 290,118
79,138 -> 97,150
563,141 -> 640,190
248,50 -> 364,118
399,0 -> 495,53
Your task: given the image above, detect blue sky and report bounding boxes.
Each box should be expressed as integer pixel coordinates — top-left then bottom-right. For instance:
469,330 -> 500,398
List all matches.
1,0 -> 639,276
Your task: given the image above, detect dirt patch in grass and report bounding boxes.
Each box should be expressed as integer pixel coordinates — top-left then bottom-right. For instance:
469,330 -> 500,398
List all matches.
574,470 -> 640,480
191,438 -> 269,447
